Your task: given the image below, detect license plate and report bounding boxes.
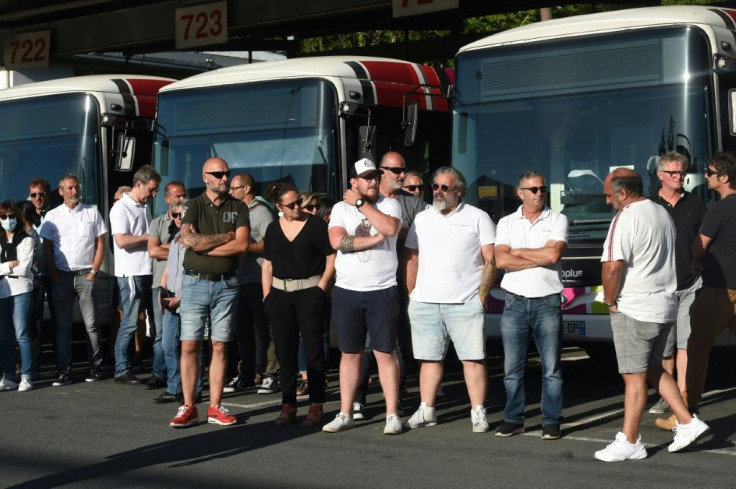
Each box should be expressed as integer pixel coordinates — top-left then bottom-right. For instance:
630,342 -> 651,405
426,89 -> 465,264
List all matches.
564,321 -> 586,335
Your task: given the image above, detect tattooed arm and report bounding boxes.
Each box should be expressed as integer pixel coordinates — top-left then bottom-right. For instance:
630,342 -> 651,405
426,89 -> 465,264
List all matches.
328,226 -> 385,253
179,223 -> 236,253
477,244 -> 497,309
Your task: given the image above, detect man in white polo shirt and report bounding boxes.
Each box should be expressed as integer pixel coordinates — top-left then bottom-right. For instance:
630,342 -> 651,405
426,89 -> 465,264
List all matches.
41,174 -> 107,386
110,165 -> 160,385
494,170 -> 568,441
593,168 -> 709,462
403,166 -> 496,433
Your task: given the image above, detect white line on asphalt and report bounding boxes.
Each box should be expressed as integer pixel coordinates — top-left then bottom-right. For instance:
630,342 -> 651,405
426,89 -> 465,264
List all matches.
222,398 -> 282,410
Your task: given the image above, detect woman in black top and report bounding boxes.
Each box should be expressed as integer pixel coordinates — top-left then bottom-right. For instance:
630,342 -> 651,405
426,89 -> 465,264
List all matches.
262,183 -> 335,426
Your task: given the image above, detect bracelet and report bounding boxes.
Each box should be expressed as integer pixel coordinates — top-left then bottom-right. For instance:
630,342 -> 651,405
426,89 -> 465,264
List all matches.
603,300 -> 618,307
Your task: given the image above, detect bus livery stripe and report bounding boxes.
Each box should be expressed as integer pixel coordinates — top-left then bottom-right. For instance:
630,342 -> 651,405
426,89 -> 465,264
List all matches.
111,79 -> 138,117
710,8 -> 736,29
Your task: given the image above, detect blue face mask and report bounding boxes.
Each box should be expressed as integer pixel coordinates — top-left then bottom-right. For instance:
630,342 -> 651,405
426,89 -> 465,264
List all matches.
1,218 -> 16,231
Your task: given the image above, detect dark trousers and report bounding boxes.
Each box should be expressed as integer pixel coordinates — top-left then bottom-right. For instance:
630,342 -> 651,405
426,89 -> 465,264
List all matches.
265,286 -> 326,405
230,282 -> 270,380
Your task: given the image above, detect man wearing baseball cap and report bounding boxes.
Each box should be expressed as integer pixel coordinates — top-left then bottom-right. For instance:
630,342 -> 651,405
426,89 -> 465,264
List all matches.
322,158 -> 404,435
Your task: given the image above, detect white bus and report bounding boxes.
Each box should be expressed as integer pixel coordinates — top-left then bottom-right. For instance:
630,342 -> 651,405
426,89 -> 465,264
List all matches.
0,75 -> 174,323
453,6 -> 736,358
152,56 -> 452,209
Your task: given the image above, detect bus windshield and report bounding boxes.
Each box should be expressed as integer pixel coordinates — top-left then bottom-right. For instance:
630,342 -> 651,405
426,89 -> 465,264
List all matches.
153,79 -> 337,212
0,93 -> 100,206
453,26 -> 712,242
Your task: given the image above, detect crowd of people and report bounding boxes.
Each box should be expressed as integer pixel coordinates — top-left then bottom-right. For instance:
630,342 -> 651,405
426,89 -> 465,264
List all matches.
0,149 -> 734,462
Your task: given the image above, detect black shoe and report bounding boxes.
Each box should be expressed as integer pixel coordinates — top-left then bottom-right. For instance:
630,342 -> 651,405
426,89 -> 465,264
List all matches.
542,423 -> 561,440
52,372 -> 72,387
145,375 -> 166,390
85,368 -> 101,383
495,422 -> 525,438
115,372 -> 143,385
154,391 -> 182,404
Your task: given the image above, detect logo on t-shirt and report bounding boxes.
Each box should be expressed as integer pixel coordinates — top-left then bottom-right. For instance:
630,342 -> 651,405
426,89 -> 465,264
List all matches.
223,211 -> 238,223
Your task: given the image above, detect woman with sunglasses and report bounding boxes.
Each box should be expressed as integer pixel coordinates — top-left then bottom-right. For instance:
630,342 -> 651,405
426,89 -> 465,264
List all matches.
0,200 -> 35,391
262,183 -> 336,426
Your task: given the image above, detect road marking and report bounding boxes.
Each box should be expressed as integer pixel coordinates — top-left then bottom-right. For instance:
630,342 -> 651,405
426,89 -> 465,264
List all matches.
222,397 -> 282,410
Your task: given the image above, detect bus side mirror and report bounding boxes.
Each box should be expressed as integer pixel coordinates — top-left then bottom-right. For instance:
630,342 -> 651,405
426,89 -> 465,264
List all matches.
115,133 -> 136,171
403,101 -> 418,147
358,124 -> 376,162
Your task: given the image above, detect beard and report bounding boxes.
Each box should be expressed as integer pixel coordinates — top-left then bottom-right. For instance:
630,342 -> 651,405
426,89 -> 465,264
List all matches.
432,198 -> 447,212
363,187 -> 379,203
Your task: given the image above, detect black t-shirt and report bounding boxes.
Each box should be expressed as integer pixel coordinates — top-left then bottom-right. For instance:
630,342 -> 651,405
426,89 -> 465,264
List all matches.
181,192 -> 250,275
262,215 -> 335,280
699,193 -> 736,289
653,191 -> 706,290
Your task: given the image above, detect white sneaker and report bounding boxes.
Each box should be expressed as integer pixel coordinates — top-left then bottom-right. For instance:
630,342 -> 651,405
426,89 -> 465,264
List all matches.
384,414 -> 403,435
18,376 -> 33,392
594,432 -> 648,462
471,405 -> 489,433
402,402 -> 437,429
668,415 -> 710,453
257,377 -> 278,394
0,375 -> 18,391
322,412 -> 355,433
353,402 -> 364,420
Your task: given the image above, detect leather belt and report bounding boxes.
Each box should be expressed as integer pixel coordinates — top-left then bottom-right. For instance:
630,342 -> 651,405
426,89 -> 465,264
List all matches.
184,270 -> 235,282
271,275 -> 321,292
64,268 -> 92,276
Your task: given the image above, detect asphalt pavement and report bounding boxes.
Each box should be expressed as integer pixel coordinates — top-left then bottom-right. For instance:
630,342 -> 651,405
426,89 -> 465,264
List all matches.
2,348 -> 736,489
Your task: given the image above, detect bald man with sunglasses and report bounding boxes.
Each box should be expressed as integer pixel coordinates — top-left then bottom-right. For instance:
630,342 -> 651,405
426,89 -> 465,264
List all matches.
494,170 -> 568,441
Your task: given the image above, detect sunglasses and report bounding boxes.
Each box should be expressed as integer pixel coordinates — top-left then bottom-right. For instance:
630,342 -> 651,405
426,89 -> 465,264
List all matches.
205,170 -> 231,179
381,166 -> 406,175
29,192 -> 46,198
404,185 -> 424,192
281,198 -> 302,210
432,183 -> 458,192
229,185 -> 246,192
171,212 -> 181,218
661,170 -> 687,177
0,214 -> 16,220
520,186 -> 548,194
303,203 -> 320,211
705,168 -> 719,177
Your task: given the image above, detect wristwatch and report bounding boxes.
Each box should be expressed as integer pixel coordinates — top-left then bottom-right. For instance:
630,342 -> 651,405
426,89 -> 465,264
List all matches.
90,270 -> 99,276
355,198 -> 365,208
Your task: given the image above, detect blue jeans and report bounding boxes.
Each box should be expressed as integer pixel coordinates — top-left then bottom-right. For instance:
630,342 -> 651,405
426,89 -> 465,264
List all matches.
151,287 -> 167,380
162,308 -> 205,395
499,292 -> 563,426
52,273 -> 102,373
115,275 -> 153,377
0,292 -> 33,378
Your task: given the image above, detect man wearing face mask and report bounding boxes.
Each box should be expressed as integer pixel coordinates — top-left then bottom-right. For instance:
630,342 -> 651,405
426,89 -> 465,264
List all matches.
40,174 -> 107,386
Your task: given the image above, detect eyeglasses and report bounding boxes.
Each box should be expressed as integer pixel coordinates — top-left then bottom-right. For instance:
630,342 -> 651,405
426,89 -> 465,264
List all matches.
359,173 -> 380,181
705,168 -> 719,177
520,186 -> 548,194
229,185 -> 246,192
29,192 -> 46,198
0,214 -> 16,220
661,170 -> 687,177
303,203 -> 320,212
404,185 -> 424,192
280,198 -> 302,210
432,183 -> 459,192
171,212 -> 181,218
381,167 -> 406,175
205,170 -> 231,179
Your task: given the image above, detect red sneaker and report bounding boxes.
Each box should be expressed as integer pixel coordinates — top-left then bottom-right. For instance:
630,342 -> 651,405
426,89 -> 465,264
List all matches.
169,405 -> 199,428
207,404 -> 237,426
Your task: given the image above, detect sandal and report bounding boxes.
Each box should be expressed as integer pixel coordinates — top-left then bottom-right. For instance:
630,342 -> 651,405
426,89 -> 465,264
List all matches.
296,380 -> 310,397
302,404 -> 323,427
275,404 -> 297,426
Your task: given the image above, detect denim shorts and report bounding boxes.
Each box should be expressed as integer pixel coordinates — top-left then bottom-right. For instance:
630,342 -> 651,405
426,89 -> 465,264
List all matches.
611,311 -> 673,374
408,295 -> 485,361
179,274 -> 239,342
331,286 -> 398,353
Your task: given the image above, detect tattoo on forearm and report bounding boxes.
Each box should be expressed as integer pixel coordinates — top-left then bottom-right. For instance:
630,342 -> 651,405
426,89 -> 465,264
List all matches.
339,235 -> 356,252
204,233 -> 231,246
478,261 -> 498,298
